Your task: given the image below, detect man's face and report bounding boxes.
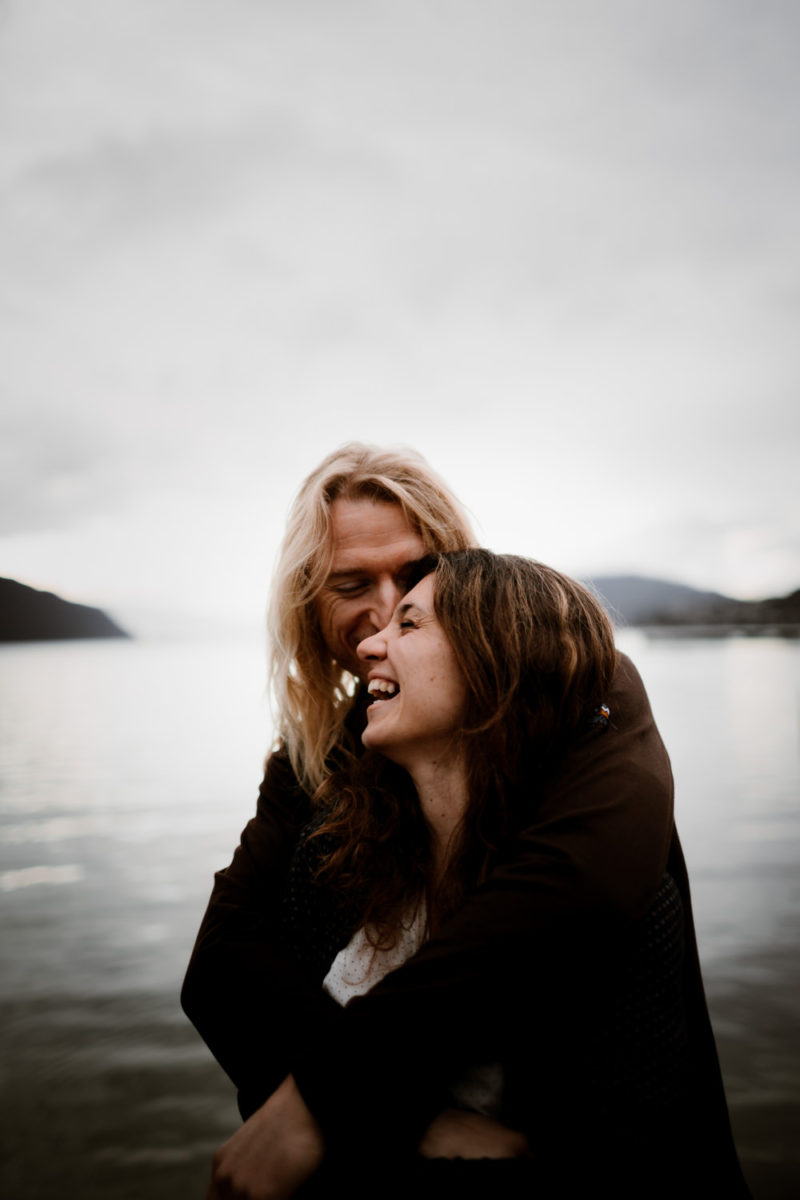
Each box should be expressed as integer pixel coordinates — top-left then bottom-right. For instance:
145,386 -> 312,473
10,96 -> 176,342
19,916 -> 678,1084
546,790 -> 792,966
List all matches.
315,497 -> 427,677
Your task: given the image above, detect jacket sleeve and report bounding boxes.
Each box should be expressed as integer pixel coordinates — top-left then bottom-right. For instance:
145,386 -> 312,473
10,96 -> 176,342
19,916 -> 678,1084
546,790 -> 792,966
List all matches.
180,749 -> 343,1116
290,653 -> 676,1153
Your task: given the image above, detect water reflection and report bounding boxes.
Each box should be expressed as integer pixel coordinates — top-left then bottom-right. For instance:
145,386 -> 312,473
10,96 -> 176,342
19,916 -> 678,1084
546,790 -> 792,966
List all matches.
1,634 -> 798,1198
616,632 -> 800,976
0,862 -> 86,891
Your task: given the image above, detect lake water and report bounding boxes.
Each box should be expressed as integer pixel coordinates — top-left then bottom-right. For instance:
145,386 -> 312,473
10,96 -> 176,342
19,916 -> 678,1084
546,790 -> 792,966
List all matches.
1,633 -> 798,1198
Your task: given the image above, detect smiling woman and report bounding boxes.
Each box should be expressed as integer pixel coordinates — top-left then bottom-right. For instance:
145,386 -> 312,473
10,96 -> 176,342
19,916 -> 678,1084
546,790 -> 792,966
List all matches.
261,552 -> 748,1199
256,549 -> 750,1197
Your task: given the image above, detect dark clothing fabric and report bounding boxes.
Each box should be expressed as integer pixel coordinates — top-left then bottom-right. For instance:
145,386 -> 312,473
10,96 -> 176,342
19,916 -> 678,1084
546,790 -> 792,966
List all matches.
181,653 -> 750,1194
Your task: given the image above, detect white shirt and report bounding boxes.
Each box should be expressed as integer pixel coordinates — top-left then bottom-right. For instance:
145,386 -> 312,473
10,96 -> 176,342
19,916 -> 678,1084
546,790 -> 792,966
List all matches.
322,899 -> 505,1119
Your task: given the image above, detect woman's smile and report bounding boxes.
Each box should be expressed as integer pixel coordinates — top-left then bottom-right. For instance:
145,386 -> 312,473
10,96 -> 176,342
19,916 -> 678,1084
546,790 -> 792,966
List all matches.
366,677 -> 400,701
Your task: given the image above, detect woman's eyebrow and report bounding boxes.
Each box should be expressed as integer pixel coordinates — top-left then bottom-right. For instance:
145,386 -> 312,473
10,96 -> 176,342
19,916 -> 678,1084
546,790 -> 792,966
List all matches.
395,601 -> 427,620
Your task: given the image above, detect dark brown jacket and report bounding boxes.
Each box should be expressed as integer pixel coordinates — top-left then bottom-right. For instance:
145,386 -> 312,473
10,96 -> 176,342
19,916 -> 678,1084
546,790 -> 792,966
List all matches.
182,654 -> 749,1194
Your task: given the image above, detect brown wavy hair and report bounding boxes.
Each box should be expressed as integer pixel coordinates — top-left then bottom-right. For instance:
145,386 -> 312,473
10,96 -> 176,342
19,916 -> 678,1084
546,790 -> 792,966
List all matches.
268,443 -> 475,794
312,549 -> 618,940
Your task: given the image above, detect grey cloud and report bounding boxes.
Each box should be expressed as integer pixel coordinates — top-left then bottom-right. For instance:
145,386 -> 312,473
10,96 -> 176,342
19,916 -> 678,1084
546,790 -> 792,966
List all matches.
0,402 -> 122,535
8,112 -> 389,234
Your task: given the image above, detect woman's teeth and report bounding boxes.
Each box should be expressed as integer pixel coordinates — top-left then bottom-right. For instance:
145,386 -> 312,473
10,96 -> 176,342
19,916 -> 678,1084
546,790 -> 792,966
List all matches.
367,679 -> 398,702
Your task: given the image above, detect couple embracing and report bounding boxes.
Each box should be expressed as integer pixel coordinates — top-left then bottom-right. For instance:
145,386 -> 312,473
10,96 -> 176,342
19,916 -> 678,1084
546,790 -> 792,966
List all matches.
183,443 -> 749,1199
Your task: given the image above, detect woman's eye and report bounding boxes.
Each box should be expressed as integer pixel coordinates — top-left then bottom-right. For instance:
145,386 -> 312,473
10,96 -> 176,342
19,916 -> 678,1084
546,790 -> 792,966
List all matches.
399,619 -> 417,631
335,581 -> 366,595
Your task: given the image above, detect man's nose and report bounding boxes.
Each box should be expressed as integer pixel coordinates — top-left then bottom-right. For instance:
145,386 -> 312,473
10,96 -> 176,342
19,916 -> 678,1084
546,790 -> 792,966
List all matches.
368,578 -> 403,631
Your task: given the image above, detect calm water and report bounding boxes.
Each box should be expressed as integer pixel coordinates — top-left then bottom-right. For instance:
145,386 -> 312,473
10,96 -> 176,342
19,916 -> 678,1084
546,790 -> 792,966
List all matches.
1,633 -> 798,1198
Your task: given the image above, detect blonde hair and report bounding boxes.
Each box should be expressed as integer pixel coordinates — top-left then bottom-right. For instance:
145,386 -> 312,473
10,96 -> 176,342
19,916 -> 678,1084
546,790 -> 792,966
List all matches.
268,443 -> 476,792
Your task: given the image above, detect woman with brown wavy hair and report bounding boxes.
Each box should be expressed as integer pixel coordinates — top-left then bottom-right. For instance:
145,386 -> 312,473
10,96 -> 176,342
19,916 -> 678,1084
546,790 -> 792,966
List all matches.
271,549 -> 702,1196
301,549 -> 618,954
202,545 -> 748,1199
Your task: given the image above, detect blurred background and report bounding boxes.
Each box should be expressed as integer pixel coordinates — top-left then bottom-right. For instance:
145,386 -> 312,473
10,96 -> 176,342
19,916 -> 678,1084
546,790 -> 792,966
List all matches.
1,2 -> 798,1196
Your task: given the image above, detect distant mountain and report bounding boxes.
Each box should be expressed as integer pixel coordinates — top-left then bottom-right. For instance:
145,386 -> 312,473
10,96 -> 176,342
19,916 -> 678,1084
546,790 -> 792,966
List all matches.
0,578 -> 130,643
586,574 -> 800,631
585,576 -> 728,623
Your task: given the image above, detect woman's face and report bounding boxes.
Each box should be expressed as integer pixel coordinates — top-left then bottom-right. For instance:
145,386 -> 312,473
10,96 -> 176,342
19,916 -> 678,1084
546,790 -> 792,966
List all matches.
357,573 -> 468,771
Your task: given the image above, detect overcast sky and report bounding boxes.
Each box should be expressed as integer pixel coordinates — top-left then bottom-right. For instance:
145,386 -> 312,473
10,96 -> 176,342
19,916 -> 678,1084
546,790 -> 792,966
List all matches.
2,0 -> 798,634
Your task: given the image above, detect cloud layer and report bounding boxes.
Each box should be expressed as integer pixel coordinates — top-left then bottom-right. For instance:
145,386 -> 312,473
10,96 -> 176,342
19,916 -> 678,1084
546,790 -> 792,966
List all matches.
2,0 -> 798,625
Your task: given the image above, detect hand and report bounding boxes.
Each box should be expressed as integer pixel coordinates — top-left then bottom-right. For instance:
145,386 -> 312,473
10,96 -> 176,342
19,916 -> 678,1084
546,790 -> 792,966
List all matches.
206,1075 -> 325,1200
418,1108 -> 530,1160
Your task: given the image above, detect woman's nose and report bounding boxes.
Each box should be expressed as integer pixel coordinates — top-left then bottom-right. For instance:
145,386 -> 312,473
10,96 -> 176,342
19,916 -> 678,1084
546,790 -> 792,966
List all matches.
357,624 -> 390,662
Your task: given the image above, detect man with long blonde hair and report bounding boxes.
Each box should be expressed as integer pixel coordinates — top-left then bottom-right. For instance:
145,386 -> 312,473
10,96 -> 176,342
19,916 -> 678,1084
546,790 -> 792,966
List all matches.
183,443 -> 746,1200
267,443 -> 476,796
